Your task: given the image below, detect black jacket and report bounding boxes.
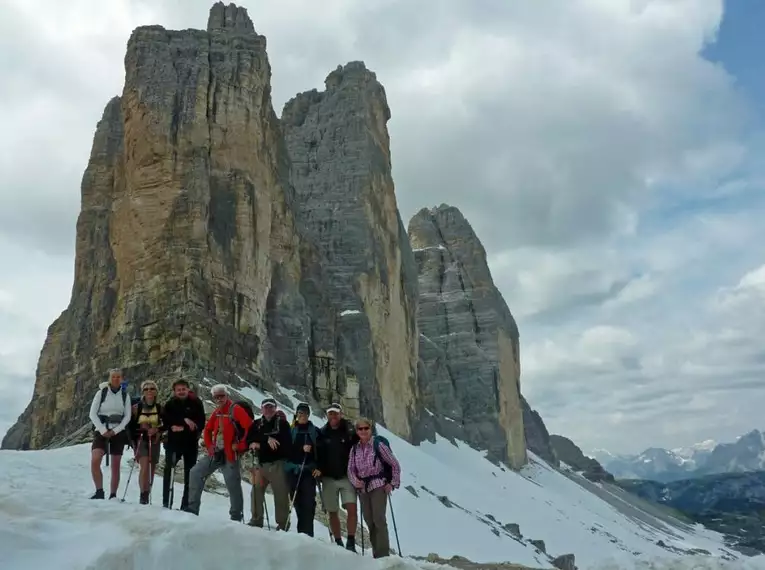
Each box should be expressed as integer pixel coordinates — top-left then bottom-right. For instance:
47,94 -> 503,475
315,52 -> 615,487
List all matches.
245,413 -> 291,464
318,419 -> 357,479
285,421 -> 321,471
161,394 -> 206,450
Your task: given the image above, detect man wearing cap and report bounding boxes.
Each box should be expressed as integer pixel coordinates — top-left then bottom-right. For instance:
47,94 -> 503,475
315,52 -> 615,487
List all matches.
316,402 -> 360,551
246,397 -> 291,529
161,379 -> 206,510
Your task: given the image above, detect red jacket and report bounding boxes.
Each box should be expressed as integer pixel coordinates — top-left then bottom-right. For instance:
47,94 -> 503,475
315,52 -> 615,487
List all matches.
203,399 -> 253,462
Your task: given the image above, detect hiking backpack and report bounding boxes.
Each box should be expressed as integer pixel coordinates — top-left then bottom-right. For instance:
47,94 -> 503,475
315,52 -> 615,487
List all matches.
99,384 -> 129,410
352,434 -> 394,486
228,400 -> 255,444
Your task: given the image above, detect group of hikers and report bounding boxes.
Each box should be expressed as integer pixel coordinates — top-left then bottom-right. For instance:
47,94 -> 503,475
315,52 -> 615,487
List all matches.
87,368 -> 402,558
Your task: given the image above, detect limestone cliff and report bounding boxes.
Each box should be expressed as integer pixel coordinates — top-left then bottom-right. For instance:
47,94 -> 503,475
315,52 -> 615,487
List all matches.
409,205 -> 554,468
2,4 -> 433,450
3,4 -> 304,449
281,62 -> 423,441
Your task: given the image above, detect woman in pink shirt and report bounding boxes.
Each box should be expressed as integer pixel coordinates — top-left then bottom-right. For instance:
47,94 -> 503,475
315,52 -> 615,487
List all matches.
347,417 -> 401,558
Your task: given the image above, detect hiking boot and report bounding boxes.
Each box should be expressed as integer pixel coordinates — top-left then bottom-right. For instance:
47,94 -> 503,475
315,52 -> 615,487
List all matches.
335,538 -> 344,547
108,492 -> 117,500
346,536 -> 356,553
139,492 -> 149,505
246,519 -> 260,527
230,513 -> 243,522
90,489 -> 105,500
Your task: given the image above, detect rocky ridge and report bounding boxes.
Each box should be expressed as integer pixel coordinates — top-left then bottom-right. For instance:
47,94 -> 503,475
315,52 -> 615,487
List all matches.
2,2 -> 554,471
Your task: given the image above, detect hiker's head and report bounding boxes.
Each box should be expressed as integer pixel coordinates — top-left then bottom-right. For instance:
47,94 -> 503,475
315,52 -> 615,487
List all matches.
261,397 -> 277,419
326,402 -> 343,427
355,417 -> 374,442
141,380 -> 158,403
211,384 -> 229,406
296,402 -> 310,425
172,379 -> 190,399
107,368 -> 123,389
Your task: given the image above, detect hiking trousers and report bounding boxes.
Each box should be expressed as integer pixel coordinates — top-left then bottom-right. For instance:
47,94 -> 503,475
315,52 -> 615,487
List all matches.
251,459 -> 290,528
360,487 -> 390,558
187,454 -> 244,520
163,445 -> 197,509
287,469 -> 316,536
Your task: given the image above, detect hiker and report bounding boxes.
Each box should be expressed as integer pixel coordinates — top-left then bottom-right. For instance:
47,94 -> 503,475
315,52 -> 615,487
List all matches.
347,417 -> 401,559
316,402 -> 359,551
186,384 -> 253,521
129,380 -> 165,505
88,368 -> 132,499
245,397 -> 291,529
161,379 -> 206,510
285,402 -> 322,536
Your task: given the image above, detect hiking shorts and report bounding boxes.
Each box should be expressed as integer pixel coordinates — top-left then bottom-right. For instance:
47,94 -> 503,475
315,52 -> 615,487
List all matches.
92,430 -> 129,456
322,477 -> 356,512
136,437 -> 161,465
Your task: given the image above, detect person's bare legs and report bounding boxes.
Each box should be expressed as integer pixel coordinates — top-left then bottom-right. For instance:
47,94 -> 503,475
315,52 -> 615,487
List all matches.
344,502 -> 358,537
91,449 -> 105,490
139,457 -> 150,492
109,455 -> 122,495
329,510 -> 342,539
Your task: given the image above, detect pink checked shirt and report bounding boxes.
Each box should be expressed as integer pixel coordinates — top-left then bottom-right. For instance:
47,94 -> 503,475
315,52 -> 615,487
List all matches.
347,438 -> 401,492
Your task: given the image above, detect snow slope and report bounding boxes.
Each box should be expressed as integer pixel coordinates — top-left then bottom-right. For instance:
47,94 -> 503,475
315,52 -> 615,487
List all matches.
231,383 -> 746,568
2,380 -> 764,570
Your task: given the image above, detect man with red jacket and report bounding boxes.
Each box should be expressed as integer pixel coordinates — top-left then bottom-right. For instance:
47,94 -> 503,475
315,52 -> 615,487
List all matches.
186,384 -> 253,521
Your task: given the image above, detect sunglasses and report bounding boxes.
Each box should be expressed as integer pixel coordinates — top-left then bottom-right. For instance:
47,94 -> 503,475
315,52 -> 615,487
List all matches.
356,426 -> 370,431
213,394 -> 226,399
143,387 -> 156,392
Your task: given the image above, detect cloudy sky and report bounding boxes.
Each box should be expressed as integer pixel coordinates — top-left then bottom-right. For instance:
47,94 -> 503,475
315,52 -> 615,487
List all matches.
1,0 -> 763,455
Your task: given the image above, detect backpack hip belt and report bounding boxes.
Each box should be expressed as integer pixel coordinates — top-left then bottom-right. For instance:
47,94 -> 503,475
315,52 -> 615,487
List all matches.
99,414 -> 124,425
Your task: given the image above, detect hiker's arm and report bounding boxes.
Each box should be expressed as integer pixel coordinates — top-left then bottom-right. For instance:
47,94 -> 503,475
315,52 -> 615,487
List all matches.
157,405 -> 167,432
162,401 -> 181,428
379,443 -> 401,488
192,400 -> 206,431
112,394 -> 132,434
89,391 -> 107,435
347,447 -> 361,488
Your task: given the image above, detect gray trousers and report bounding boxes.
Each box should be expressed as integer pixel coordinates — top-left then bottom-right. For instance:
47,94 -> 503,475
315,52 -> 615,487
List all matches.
187,454 -> 244,519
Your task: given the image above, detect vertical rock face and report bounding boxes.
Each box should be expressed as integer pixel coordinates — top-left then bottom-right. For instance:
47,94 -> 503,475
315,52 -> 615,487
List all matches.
409,205 -> 529,467
281,63 -> 422,441
3,3 -> 313,449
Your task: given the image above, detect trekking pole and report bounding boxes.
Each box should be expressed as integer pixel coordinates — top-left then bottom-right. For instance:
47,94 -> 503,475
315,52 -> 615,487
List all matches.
121,434 -> 141,503
388,495 -> 402,557
358,491 -> 365,556
167,451 -> 176,509
264,494 -> 271,530
285,456 -> 307,532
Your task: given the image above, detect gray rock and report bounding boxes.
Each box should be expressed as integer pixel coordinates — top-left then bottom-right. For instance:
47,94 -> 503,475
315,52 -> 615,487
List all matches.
550,435 -> 614,482
282,61 -> 428,441
409,204 -> 527,468
552,554 -> 576,570
523,398 -> 559,466
529,539 -> 546,554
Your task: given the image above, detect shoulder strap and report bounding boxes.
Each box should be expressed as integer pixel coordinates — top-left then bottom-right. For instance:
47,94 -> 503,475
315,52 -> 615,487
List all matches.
99,387 -> 108,406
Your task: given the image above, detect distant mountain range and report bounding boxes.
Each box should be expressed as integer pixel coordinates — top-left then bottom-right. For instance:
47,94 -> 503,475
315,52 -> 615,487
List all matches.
591,429 -> 765,483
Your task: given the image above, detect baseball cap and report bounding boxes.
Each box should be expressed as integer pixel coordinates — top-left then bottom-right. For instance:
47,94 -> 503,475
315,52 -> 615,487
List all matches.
326,403 -> 343,413
261,397 -> 276,407
296,402 -> 310,415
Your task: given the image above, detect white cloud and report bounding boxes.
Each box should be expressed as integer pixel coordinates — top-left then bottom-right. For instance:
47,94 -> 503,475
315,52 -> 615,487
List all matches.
0,0 -> 763,455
